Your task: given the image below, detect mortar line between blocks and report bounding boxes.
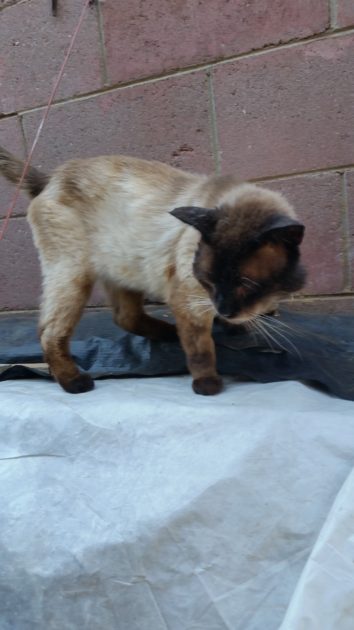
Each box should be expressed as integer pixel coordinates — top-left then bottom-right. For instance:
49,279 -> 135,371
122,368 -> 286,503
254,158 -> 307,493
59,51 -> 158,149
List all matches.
288,292 -> 354,300
0,0 -> 31,12
341,172 -> 352,290
329,0 -> 338,28
2,26 -> 354,118
18,114 -> 28,156
250,164 -> 354,183
96,0 -> 109,87
1,213 -> 29,221
207,71 -> 220,175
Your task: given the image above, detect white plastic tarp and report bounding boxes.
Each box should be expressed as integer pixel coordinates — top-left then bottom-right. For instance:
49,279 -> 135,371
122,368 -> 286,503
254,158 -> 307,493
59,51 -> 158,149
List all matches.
1,377 -> 354,629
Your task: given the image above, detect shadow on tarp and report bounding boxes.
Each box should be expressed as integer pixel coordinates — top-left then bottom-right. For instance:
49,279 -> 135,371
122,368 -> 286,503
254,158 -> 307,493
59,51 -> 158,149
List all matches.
0,307 -> 353,401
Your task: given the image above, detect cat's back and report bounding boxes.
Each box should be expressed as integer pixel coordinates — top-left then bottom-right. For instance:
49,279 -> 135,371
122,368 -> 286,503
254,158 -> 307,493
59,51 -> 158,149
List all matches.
35,155 -> 202,295
28,154 -> 204,297
49,154 -> 199,214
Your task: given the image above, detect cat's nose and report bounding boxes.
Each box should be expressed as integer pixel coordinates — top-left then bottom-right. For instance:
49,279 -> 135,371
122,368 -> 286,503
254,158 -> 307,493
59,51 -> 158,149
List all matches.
215,292 -> 236,318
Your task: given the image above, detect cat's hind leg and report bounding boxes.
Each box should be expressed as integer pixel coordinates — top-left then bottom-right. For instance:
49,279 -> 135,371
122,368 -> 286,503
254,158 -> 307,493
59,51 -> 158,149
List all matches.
39,266 -> 94,393
28,197 -> 95,392
105,283 -> 177,341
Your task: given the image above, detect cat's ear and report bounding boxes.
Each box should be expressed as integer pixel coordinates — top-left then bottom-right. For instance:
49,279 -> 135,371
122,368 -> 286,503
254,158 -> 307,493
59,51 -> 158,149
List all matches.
262,217 -> 305,246
170,206 -> 219,241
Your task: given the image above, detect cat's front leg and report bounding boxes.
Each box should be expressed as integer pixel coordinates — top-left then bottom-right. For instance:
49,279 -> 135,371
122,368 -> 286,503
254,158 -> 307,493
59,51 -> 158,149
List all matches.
171,304 -> 222,395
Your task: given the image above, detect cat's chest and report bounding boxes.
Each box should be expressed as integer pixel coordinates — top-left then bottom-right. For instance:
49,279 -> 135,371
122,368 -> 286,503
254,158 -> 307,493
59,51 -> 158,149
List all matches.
90,199 -> 194,300
94,240 -> 173,300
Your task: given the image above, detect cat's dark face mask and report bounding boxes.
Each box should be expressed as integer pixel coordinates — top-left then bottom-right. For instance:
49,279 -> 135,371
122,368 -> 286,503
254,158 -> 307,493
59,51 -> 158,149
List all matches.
170,205 -> 306,323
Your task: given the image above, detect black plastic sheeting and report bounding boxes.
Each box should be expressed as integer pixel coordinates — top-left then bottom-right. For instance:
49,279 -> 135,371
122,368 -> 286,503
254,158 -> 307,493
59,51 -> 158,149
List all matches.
1,308 -> 354,401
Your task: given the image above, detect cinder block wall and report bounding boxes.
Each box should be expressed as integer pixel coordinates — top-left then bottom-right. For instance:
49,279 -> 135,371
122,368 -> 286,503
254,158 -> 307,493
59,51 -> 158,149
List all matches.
1,0 -> 354,312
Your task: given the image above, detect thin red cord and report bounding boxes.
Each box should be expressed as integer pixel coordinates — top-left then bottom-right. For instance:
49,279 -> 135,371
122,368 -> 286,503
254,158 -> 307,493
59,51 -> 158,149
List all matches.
0,0 -> 91,241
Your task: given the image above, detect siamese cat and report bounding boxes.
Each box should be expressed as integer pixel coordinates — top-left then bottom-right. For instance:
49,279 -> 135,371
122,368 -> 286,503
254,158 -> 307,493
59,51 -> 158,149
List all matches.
0,147 -> 305,395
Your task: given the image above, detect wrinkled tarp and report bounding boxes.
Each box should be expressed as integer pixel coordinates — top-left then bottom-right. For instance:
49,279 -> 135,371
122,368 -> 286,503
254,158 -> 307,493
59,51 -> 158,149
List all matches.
1,377 -> 354,629
1,308 -> 354,400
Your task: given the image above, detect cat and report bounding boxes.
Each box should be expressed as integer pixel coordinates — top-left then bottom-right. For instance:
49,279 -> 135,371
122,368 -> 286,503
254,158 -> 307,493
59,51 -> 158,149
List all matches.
0,147 -> 306,395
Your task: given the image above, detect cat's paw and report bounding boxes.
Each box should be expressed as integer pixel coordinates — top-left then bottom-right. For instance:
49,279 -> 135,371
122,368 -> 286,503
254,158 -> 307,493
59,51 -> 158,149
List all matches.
60,373 -> 95,394
192,376 -> 223,396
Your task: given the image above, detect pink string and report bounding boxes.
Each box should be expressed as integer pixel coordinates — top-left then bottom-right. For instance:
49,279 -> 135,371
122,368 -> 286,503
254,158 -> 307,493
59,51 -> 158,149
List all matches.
0,0 -> 91,240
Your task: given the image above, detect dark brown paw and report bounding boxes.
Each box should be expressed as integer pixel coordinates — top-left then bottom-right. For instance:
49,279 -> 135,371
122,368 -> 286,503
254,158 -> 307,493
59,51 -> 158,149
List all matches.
60,373 -> 95,394
192,376 -> 223,396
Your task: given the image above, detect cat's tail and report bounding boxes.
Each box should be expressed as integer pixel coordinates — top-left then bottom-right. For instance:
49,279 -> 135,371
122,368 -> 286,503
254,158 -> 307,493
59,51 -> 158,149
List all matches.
0,145 -> 49,198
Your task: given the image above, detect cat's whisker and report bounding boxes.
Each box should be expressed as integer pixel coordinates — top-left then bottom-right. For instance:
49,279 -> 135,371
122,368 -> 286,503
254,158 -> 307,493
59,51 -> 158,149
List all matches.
261,315 -> 310,345
259,323 -> 290,354
261,315 -> 304,337
261,315 -> 337,346
258,317 -> 302,358
261,314 -> 308,335
241,276 -> 261,288
251,318 -> 281,352
248,319 -> 266,342
250,317 -> 280,346
259,314 -> 336,355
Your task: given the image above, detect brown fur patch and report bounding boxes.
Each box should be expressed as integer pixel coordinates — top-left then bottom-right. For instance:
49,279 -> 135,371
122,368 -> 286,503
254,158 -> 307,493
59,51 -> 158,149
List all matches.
189,350 -> 215,373
43,335 -> 80,384
240,243 -> 288,281
193,241 -> 214,289
106,284 -> 177,341
193,375 -> 223,395
202,174 -> 241,207
170,294 -> 217,386
165,264 -> 176,281
57,159 -> 108,207
39,273 -> 94,390
56,155 -> 196,211
0,145 -> 48,197
212,184 -> 295,249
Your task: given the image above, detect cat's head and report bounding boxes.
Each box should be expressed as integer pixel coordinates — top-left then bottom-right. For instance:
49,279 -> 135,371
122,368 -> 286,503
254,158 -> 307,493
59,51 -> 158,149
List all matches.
170,184 -> 306,323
